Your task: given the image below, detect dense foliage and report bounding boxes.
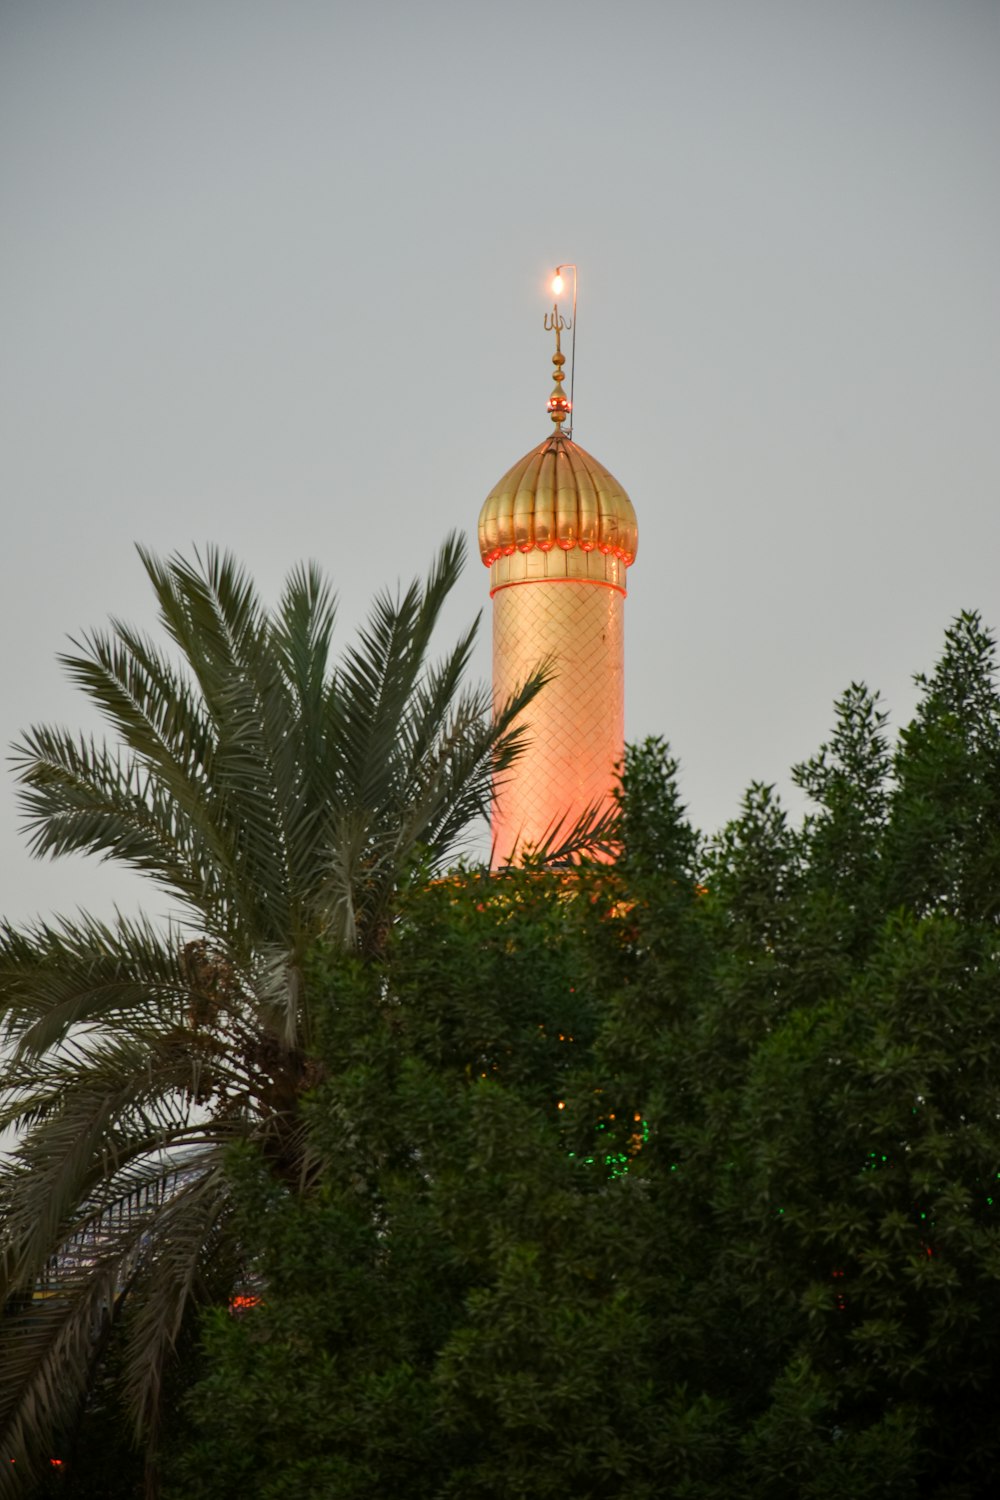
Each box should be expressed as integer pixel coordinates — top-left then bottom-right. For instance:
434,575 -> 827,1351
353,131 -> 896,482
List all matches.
166,613 -> 1000,1500
7,599 -> 1000,1497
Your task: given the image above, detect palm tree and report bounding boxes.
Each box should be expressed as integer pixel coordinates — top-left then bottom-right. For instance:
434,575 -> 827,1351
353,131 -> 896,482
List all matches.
0,534 -> 559,1494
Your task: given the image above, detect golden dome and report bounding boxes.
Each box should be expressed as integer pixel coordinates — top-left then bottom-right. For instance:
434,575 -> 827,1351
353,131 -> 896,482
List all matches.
478,431 -> 638,568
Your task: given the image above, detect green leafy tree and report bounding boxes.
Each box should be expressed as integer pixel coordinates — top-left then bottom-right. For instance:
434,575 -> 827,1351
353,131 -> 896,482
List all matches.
167,864 -> 735,1500
171,617 -> 1000,1499
640,615 -> 1000,1495
885,611 -> 1000,921
0,536 -> 553,1495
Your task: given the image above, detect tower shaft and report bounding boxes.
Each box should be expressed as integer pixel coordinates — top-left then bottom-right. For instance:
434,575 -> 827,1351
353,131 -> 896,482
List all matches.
492,575 -> 624,862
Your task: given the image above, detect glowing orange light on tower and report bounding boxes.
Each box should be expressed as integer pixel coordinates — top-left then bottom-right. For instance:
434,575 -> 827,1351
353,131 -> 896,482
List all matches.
551,272 -> 565,295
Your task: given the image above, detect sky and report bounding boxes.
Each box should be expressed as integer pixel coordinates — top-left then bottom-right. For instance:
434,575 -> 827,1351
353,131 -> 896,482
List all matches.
1,0 -> 998,928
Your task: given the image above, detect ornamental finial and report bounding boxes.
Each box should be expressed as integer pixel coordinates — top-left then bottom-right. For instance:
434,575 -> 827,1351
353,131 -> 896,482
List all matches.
543,303 -> 572,431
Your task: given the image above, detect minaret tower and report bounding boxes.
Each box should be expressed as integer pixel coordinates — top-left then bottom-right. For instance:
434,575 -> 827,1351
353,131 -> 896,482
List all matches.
477,284 -> 639,864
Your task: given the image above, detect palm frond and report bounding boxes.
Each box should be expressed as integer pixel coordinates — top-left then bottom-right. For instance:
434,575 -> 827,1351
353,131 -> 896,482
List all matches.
0,911 -> 187,1057
334,534 -> 466,812
0,1255 -> 123,1499
120,1162 -> 236,1443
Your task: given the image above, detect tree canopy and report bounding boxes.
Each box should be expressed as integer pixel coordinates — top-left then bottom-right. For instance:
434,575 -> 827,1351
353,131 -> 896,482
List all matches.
6,591 -> 1000,1499
164,613 -> 1000,1500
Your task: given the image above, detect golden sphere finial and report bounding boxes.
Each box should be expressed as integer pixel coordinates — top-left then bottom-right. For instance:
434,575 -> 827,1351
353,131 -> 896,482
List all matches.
543,303 -> 572,431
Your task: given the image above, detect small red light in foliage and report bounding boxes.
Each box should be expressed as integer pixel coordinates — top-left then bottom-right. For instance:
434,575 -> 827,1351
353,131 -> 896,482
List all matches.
50,1459 -> 64,1467
229,1294 -> 261,1313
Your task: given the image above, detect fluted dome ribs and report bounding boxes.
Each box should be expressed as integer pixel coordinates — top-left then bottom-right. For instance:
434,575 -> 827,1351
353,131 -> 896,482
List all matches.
478,432 -> 638,568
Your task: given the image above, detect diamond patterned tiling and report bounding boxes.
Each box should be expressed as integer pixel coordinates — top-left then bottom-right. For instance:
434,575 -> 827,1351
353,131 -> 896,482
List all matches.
492,581 -> 624,864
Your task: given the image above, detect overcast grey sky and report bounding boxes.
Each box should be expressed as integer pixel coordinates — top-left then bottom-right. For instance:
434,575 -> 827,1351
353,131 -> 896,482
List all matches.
1,0 -> 998,926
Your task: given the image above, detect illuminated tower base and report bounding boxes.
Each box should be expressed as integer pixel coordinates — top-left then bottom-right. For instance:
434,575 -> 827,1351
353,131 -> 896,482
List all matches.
491,561 -> 624,860
479,392 -> 638,864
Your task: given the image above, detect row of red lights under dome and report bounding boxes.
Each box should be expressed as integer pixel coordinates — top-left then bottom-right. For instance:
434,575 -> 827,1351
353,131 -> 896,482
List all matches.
481,539 -> 637,566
